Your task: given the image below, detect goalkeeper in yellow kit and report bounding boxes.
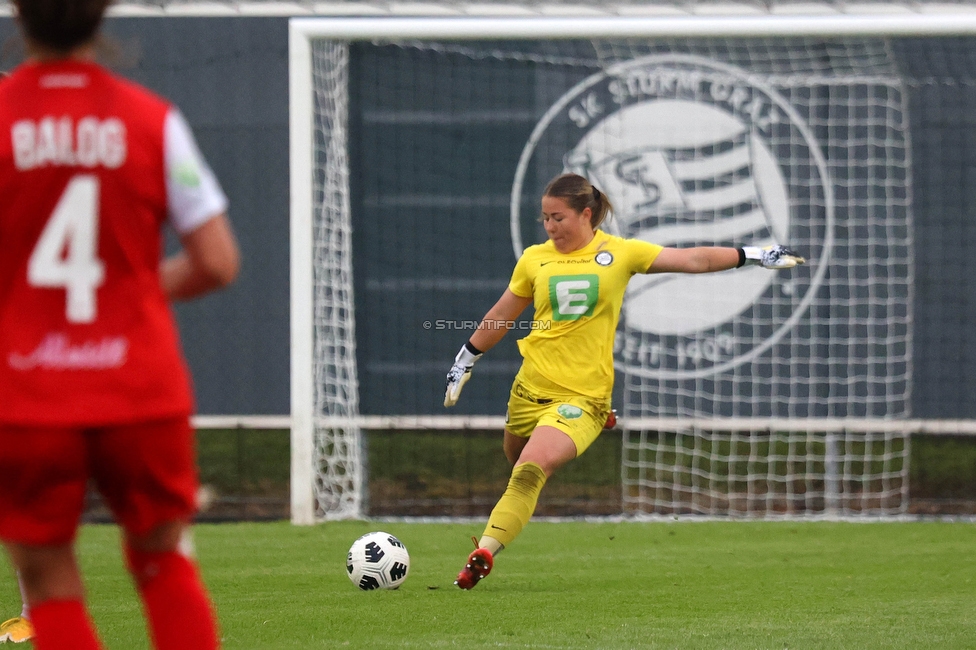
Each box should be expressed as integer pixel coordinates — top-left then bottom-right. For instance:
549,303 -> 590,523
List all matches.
444,172 -> 804,589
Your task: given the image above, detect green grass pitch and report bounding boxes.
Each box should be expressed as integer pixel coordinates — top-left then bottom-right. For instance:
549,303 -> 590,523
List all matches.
3,521 -> 974,648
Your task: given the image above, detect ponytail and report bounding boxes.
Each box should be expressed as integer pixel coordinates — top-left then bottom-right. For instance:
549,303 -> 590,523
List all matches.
590,186 -> 613,230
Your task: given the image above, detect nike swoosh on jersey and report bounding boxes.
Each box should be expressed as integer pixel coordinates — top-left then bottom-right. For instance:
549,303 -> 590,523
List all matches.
540,261 -> 555,266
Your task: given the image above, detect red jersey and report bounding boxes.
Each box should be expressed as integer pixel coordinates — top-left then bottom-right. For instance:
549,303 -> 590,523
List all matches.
0,59 -> 227,426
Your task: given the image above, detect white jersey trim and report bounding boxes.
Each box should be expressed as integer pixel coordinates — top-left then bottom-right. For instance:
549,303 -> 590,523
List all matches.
164,108 -> 228,234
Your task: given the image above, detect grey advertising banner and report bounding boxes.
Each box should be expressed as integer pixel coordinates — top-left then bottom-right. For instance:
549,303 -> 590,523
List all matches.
1,19 -> 972,419
348,37 -> 968,419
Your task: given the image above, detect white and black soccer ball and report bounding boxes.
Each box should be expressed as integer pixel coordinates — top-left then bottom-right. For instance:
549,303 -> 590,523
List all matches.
346,531 -> 410,590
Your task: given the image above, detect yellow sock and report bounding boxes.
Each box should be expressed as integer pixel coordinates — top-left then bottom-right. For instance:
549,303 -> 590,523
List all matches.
480,462 -> 547,548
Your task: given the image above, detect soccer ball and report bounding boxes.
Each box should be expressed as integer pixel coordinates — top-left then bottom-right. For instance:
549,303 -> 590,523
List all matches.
346,531 -> 410,590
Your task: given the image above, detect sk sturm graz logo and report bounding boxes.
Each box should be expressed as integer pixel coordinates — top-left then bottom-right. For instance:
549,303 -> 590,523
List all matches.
512,55 -> 832,379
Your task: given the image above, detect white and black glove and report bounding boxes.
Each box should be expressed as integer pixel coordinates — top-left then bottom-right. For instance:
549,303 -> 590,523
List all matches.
444,342 -> 483,407
739,245 -> 806,269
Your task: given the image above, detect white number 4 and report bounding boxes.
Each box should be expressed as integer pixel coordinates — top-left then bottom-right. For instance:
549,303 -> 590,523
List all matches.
28,175 -> 105,323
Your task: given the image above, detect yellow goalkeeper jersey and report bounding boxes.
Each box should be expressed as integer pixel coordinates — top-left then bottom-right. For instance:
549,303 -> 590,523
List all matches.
509,229 -> 663,400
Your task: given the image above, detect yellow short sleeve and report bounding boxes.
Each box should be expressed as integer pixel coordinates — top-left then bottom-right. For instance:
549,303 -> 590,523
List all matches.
625,238 -> 665,274
508,252 -> 533,298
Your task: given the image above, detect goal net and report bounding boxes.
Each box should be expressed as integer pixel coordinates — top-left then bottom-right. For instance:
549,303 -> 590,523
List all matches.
290,16 -> 966,522
291,38 -> 364,522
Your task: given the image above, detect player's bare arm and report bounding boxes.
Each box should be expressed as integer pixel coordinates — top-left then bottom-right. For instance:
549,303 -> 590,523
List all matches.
469,289 -> 533,352
444,289 -> 532,407
648,244 -> 805,274
161,213 -> 240,301
648,246 -> 741,273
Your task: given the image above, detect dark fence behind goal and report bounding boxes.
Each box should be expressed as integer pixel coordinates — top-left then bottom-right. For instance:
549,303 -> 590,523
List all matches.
81,426 -> 976,522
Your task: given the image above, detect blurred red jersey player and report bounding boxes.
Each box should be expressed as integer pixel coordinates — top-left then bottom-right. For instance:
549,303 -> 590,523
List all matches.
0,65 -> 36,648
0,1 -> 240,649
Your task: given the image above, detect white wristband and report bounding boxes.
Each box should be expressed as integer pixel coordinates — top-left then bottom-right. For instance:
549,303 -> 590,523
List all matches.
741,246 -> 763,265
454,343 -> 482,367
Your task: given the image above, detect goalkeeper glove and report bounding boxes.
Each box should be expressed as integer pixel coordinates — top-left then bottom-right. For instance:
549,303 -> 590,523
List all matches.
444,341 -> 483,407
739,245 -> 806,269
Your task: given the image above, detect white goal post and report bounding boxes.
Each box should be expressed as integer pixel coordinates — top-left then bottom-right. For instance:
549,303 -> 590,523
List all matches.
289,13 -> 976,524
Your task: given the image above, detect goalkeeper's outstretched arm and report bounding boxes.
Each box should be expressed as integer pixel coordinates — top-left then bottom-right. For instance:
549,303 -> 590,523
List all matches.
648,244 -> 805,273
444,289 -> 532,407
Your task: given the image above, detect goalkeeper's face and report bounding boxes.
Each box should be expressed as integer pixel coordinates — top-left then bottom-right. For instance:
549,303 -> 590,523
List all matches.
541,196 -> 593,253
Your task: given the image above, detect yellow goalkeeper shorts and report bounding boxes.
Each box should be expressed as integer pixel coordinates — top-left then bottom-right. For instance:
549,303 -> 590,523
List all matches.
504,373 -> 610,457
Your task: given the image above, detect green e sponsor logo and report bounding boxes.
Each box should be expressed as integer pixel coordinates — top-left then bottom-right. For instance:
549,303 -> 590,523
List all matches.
548,274 -> 598,321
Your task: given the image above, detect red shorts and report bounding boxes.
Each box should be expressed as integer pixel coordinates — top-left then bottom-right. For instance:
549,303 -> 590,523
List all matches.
0,418 -> 199,546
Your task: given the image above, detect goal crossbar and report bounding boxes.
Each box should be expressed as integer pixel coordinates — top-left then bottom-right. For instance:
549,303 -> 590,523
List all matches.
290,14 -> 976,41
